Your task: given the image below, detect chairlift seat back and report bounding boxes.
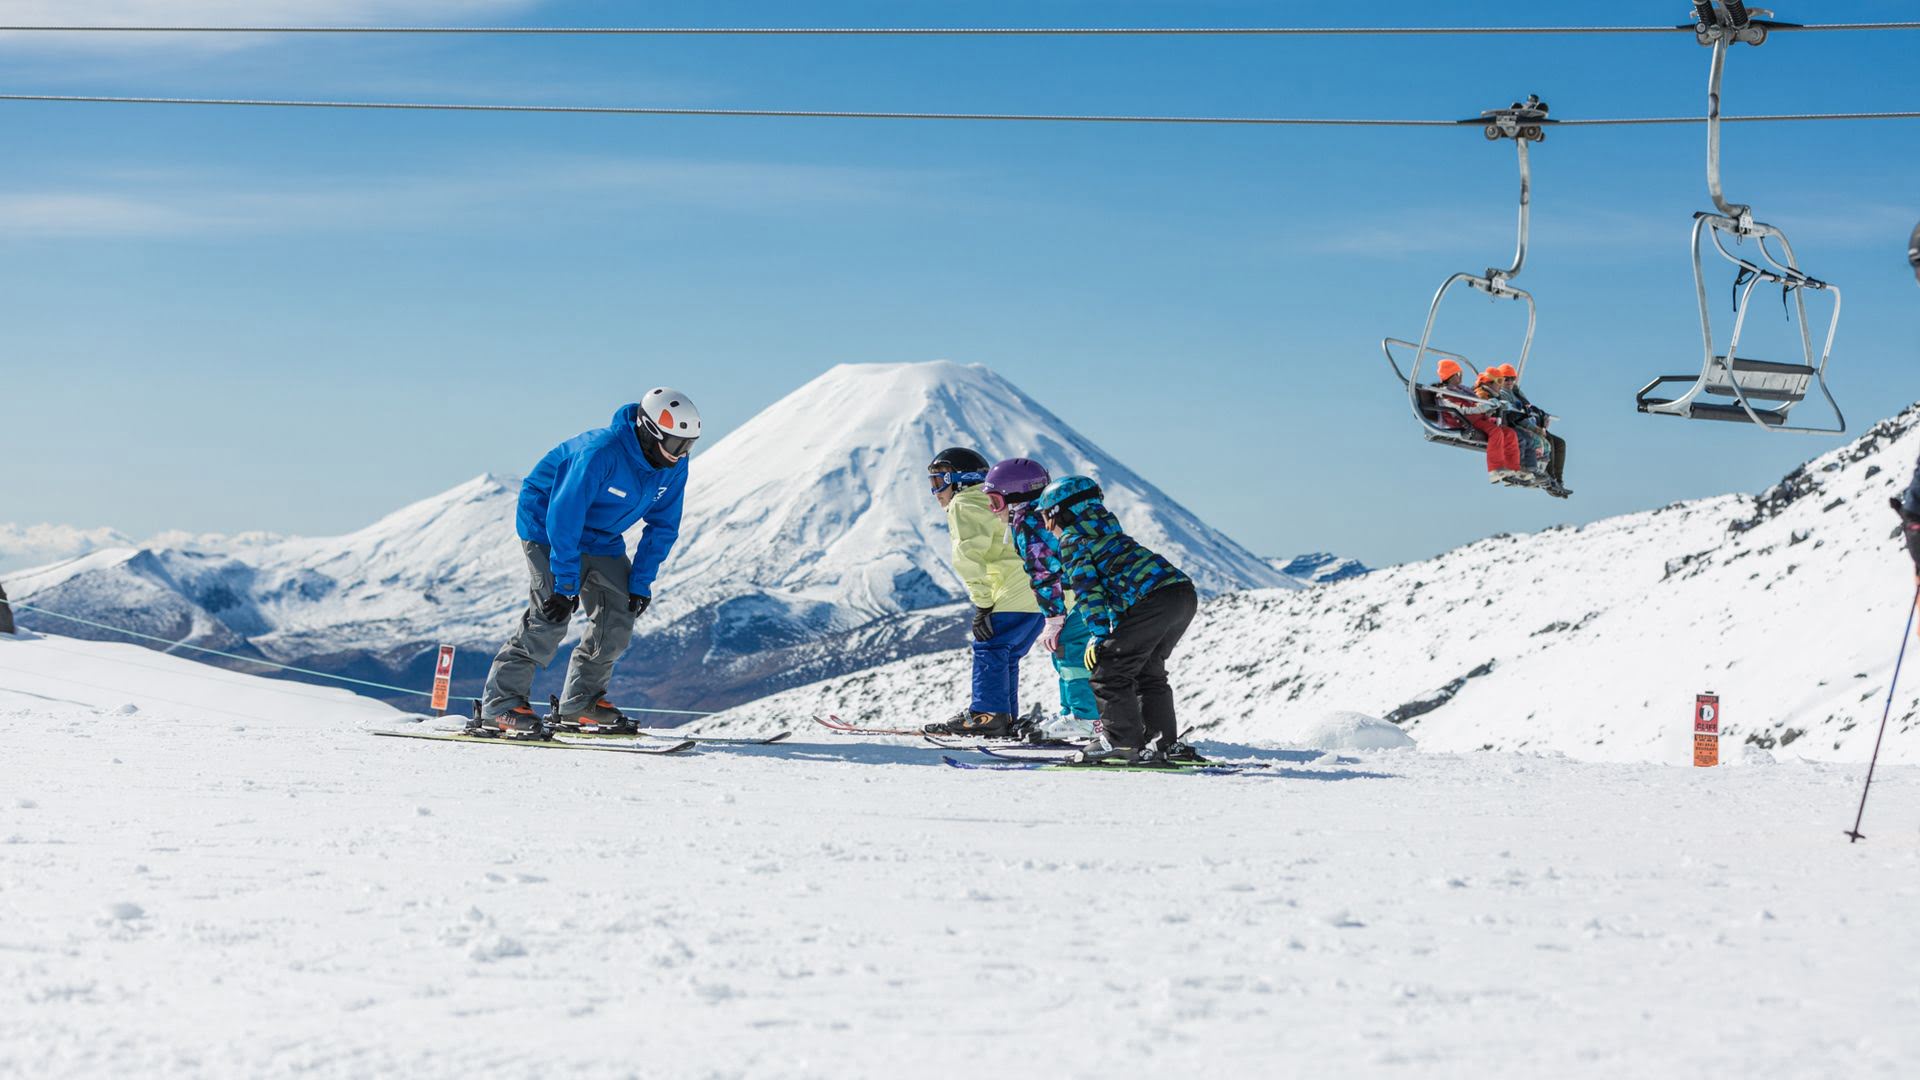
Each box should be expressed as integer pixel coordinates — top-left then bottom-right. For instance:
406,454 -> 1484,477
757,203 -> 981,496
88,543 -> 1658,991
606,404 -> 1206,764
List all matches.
1699,356 -> 1812,404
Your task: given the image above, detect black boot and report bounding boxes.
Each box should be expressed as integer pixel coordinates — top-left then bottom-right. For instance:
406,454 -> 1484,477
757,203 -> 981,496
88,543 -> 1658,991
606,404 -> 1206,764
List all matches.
956,711 -> 1015,737
923,709 -> 974,736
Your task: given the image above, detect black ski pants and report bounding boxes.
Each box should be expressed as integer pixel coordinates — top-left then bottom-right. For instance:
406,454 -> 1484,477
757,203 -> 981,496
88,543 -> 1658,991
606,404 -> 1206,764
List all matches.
1089,581 -> 1198,751
1542,430 -> 1568,484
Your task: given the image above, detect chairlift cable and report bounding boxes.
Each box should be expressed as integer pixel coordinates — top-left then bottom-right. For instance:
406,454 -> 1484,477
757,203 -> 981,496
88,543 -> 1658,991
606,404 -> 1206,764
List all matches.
0,93 -> 1916,127
0,22 -> 1916,35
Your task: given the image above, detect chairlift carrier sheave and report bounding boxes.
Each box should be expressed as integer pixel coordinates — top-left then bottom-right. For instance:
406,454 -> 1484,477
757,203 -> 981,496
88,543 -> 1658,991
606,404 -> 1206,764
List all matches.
1635,1 -> 1845,433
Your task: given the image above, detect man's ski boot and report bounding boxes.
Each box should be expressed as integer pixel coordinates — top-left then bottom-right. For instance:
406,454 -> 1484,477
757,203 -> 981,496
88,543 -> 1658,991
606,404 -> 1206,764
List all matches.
548,694 -> 640,735
466,704 -> 552,741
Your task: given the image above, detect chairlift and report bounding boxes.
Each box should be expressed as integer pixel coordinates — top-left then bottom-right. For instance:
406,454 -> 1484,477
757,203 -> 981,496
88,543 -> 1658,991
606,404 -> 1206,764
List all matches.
1636,1 -> 1844,433
1382,96 -> 1564,492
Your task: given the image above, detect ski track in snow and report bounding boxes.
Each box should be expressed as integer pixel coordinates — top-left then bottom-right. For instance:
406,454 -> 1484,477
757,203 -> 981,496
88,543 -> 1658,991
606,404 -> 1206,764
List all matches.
3,635 -> 1919,1078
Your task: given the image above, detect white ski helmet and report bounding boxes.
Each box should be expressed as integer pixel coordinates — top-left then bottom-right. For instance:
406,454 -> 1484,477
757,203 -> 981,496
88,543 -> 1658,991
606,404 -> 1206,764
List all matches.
638,387 -> 701,458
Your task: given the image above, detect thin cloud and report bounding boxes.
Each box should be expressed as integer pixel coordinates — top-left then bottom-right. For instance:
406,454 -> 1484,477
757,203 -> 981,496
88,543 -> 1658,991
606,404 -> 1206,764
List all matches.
0,156 -> 960,238
0,1 -> 540,51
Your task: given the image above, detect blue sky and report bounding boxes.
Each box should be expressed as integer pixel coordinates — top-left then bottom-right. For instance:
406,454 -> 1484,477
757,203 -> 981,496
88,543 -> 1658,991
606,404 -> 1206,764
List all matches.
2,0 -> 1917,569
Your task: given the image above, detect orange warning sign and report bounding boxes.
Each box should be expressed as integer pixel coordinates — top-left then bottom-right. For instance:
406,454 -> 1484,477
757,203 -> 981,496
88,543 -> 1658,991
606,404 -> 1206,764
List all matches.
1693,733 -> 1719,768
1693,693 -> 1719,767
430,644 -> 456,714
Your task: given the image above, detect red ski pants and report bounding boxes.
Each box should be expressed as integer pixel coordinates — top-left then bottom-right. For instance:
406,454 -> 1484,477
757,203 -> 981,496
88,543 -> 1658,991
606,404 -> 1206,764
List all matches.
1467,415 -> 1520,472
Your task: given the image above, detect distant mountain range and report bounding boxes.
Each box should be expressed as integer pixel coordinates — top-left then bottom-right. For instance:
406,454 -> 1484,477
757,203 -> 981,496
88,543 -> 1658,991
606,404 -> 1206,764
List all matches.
6,360 -> 1291,712
1269,553 -> 1370,586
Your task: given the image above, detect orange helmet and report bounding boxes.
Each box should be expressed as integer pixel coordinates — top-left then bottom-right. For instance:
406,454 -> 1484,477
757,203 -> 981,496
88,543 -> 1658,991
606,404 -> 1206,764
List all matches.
1495,364 -> 1519,380
1436,359 -> 1462,381
1474,371 -> 1492,387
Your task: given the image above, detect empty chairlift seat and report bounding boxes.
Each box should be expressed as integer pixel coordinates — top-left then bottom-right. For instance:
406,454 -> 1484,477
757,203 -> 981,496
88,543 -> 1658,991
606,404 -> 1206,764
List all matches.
1637,356 -> 1815,427
1640,3 -> 1846,435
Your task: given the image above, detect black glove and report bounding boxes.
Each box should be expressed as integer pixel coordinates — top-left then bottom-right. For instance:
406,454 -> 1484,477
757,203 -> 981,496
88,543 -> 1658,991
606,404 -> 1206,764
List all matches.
971,606 -> 995,642
628,593 -> 651,616
540,591 -> 579,623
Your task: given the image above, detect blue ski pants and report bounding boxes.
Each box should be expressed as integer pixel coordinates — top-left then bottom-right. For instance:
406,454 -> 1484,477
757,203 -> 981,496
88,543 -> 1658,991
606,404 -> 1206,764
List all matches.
970,610 -> 1046,716
1051,607 -> 1101,720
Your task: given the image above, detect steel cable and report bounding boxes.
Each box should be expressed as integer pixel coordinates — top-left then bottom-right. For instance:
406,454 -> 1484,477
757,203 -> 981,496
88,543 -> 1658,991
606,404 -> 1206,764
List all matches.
0,93 -> 1916,127
0,22 -> 1916,35
8,602 -> 718,716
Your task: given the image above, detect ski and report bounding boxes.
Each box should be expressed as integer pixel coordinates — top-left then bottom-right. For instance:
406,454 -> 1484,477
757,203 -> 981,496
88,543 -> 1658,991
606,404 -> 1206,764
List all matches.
810,714 -> 930,737
564,729 -> 791,746
921,734 -> 1080,752
372,729 -> 699,755
940,754 -> 1272,776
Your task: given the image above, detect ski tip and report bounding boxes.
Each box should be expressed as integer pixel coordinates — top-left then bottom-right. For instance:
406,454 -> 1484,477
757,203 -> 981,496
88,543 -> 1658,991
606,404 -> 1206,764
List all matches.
764,731 -> 792,744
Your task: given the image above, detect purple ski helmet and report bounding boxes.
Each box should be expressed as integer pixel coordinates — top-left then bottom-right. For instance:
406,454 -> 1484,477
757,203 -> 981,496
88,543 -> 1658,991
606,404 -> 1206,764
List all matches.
982,457 -> 1052,514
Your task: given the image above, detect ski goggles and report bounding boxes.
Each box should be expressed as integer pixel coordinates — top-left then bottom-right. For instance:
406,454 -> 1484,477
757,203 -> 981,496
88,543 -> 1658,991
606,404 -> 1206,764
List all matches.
657,433 -> 698,459
985,490 -> 1039,514
928,470 -> 984,494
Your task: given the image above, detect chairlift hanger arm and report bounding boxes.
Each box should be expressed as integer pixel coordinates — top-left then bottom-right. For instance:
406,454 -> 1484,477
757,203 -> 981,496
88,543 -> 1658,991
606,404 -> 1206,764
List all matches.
1456,96 -> 1549,286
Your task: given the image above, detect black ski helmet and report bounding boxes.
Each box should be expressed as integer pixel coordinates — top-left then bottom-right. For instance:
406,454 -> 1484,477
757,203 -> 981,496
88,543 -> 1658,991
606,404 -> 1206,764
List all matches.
928,447 -> 990,476
927,447 -> 991,493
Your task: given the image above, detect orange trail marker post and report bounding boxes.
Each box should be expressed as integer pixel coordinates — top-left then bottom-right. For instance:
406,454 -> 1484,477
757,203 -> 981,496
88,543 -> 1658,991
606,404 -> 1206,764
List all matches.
1693,692 -> 1719,768
430,644 -> 456,715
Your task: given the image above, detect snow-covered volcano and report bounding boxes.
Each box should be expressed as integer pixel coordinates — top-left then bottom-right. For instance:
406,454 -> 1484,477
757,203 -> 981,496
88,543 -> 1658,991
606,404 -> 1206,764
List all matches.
6,361 -> 1285,710
662,360 -> 1287,618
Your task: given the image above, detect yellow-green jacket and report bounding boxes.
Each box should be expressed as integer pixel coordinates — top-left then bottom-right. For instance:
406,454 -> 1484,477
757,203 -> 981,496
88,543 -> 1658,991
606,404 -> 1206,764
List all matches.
945,487 -> 1041,613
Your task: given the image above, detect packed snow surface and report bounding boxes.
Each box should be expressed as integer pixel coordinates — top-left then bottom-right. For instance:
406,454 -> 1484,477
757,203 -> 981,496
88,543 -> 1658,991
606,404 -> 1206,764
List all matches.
4,632 -> 1918,1078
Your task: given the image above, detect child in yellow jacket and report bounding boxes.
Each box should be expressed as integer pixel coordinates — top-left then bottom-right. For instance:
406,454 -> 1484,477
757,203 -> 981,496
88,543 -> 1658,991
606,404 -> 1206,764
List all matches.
921,447 -> 1043,737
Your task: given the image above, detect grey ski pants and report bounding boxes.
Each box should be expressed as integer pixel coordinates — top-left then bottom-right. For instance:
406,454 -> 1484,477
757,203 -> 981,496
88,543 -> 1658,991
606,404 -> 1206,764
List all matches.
480,540 -> 638,717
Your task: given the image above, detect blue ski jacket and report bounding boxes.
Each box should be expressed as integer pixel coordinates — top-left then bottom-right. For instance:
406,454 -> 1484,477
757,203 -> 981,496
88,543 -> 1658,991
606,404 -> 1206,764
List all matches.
515,403 -> 688,597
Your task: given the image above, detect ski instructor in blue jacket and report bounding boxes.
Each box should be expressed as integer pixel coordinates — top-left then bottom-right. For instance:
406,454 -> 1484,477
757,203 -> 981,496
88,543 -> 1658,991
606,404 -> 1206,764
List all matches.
475,387 -> 700,737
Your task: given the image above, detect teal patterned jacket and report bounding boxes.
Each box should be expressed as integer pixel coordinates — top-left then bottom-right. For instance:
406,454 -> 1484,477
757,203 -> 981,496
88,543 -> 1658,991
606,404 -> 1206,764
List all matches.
1056,502 -> 1190,638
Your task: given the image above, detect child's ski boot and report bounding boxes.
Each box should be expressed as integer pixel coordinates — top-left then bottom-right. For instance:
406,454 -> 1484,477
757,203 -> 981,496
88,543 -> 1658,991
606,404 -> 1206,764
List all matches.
924,710 -> 1015,737
1009,703 -> 1050,742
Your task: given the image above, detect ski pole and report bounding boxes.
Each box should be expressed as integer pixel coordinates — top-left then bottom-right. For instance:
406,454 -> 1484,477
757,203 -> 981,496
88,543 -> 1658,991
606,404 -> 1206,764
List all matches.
1844,581 -> 1920,842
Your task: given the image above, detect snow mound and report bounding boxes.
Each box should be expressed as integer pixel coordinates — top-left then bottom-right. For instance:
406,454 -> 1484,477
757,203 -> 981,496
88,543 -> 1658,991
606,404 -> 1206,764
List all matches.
1289,711 -> 1417,752
1726,743 -> 1779,767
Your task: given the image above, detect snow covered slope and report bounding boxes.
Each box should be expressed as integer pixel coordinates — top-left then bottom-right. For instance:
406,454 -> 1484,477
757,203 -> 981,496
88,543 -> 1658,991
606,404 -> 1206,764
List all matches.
707,405 -> 1920,764
0,627 -> 402,726
6,361 -> 1284,711
5,628 -> 1917,1078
